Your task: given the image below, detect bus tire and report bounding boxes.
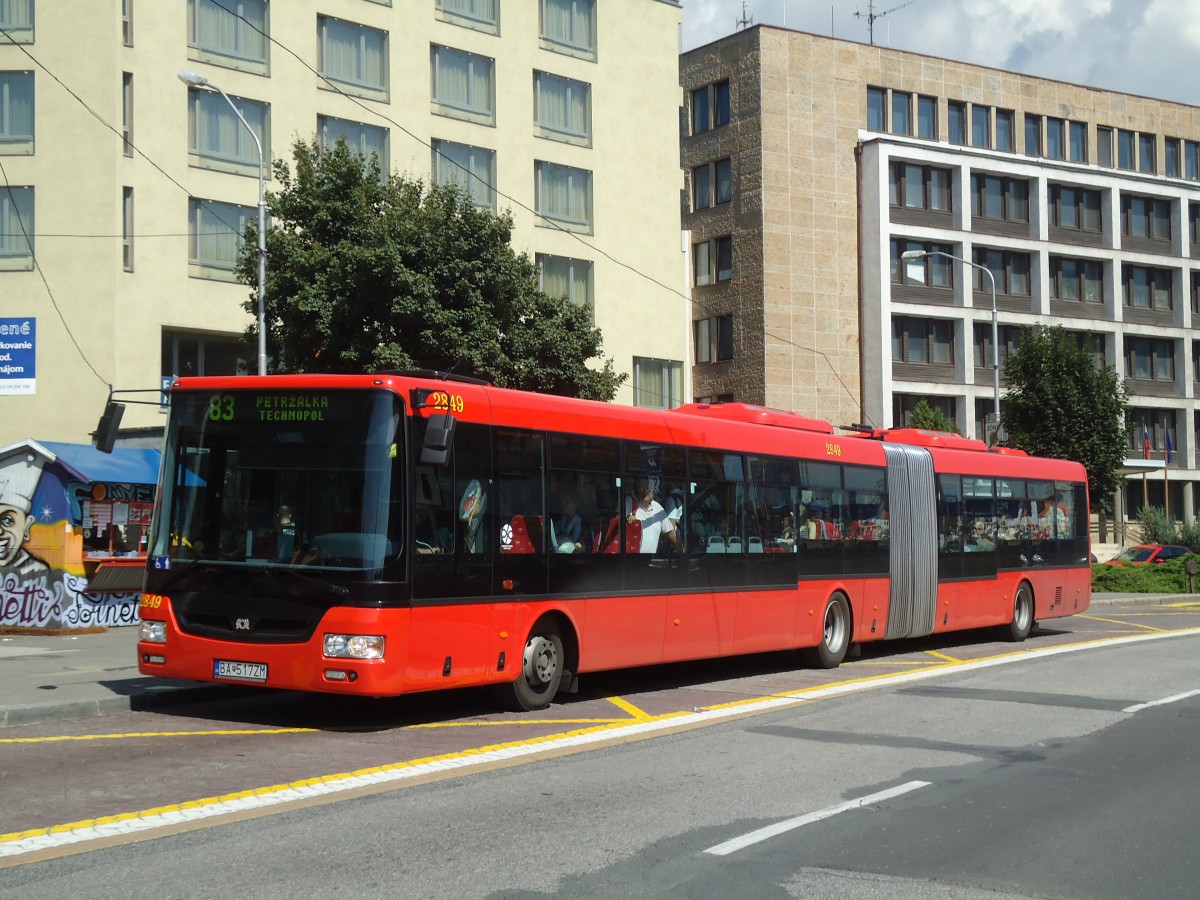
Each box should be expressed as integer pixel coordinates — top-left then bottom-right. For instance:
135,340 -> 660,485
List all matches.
493,621 -> 564,711
802,593 -> 851,669
1006,582 -> 1034,642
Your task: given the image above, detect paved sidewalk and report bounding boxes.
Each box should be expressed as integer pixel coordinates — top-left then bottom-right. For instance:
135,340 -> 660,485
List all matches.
0,593 -> 1193,728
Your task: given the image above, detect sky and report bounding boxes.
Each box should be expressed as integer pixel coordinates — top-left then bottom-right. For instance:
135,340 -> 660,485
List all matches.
680,0 -> 1200,107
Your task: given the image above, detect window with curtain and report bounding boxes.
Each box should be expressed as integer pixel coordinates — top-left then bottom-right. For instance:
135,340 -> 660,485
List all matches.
534,160 -> 592,230
889,163 -> 951,212
189,0 -> 268,66
1123,264 -> 1173,310
122,72 -> 133,157
540,0 -> 596,58
188,198 -> 254,277
693,158 -> 731,210
432,139 -> 495,208
319,16 -> 388,96
123,187 -> 134,272
693,236 -> 732,285
1024,113 -> 1041,157
162,330 -> 247,380
972,248 -> 1031,297
318,115 -> 389,170
431,45 -> 494,124
436,0 -> 498,30
0,71 -> 34,153
0,0 -> 34,41
891,91 -> 911,136
188,89 -> 269,173
1069,121 -> 1087,162
995,109 -> 1014,151
633,357 -> 682,409
0,185 -> 33,268
917,94 -> 937,139
1050,257 -> 1104,304
866,87 -> 885,132
694,315 -> 733,364
1049,184 -> 1102,232
534,71 -> 590,143
1138,133 -> 1156,174
537,254 -> 593,313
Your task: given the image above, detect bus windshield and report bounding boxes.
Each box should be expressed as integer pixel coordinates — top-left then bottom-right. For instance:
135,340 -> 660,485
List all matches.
150,388 -> 403,573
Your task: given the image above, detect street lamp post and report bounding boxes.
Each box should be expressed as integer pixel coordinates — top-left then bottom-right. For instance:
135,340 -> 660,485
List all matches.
899,248 -> 999,442
178,69 -> 268,376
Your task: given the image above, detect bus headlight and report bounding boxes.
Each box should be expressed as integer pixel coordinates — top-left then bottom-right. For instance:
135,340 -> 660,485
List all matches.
140,620 -> 167,644
324,633 -> 385,659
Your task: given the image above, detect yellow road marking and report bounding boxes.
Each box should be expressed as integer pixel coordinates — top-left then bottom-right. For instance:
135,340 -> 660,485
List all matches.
603,695 -> 653,720
924,650 -> 963,663
1078,613 -> 1166,633
0,728 -> 315,745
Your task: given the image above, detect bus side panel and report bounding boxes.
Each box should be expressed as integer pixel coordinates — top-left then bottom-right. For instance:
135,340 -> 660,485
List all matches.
932,582 -> 958,633
851,576 -> 891,645
731,587 -> 800,655
406,604 -> 496,689
577,594 -> 667,672
1026,567 -> 1091,621
662,591 -> 735,663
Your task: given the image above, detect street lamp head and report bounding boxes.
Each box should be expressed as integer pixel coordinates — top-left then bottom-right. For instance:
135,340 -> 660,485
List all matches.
899,250 -> 928,261
177,68 -> 209,88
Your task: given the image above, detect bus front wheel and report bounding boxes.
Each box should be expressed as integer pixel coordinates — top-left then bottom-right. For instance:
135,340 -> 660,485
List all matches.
802,593 -> 851,669
1006,582 -> 1034,642
494,622 -> 564,711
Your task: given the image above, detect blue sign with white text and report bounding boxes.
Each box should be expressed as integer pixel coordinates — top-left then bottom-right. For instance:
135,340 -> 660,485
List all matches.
0,318 -> 35,395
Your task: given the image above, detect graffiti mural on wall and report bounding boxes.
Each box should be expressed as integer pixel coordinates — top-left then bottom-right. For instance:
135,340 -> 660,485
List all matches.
0,444 -> 141,629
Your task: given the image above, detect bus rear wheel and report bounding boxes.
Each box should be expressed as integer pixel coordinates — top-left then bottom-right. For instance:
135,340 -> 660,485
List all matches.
493,622 -> 564,711
802,593 -> 851,669
1006,582 -> 1034,642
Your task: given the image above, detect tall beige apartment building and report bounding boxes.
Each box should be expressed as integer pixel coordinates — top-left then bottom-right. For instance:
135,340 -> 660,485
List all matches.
682,25 -> 1200,520
0,0 -> 686,447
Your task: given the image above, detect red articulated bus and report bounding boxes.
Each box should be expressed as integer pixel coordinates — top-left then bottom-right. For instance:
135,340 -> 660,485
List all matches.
138,372 -> 1091,710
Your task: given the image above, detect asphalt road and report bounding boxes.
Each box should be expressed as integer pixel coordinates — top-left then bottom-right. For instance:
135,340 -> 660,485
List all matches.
2,605 -> 1198,899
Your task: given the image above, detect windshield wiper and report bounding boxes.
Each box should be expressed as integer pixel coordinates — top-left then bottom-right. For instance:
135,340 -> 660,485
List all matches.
263,565 -> 350,598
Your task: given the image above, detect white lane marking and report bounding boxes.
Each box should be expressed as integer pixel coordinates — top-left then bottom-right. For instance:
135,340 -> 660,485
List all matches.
704,780 -> 932,857
4,627 -> 1199,861
1123,688 -> 1200,713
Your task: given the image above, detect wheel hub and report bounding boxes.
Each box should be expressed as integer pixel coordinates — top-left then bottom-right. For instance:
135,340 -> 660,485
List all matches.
523,636 -> 558,685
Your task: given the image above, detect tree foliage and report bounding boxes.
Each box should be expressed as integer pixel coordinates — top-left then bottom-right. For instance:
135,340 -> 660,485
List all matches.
236,138 -> 624,401
908,398 -> 961,435
1001,325 -> 1128,515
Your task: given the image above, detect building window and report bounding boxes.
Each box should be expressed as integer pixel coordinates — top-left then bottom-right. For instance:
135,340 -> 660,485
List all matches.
1049,184 -> 1102,232
970,174 -> 1029,223
695,315 -> 733,363
1166,138 -> 1180,178
1069,121 -> 1087,162
891,90 -> 911,136
318,115 -> 388,170
1066,331 -> 1107,369
1193,272 -> 1200,314
1122,264 -> 1173,310
973,323 -> 1021,369
1024,113 -> 1040,157
188,0 -> 268,71
162,330 -> 247,379
0,0 -> 34,42
1126,337 -> 1175,382
0,185 -> 34,270
692,80 -> 730,134
540,0 -> 596,60
948,100 -> 966,145
537,254 -> 593,313
188,197 -> 254,280
892,317 -> 954,366
693,158 -> 732,211
1138,133 -> 1156,174
122,0 -> 133,46
973,248 -> 1031,297
1186,140 -> 1200,180
633,357 -> 682,409
534,71 -> 590,144
895,394 -> 956,429
430,45 -> 494,125
890,240 -> 952,288
435,0 -> 499,34
995,109 -> 1014,152
1097,126 -> 1113,167
318,16 -> 388,100
432,139 -> 495,209
916,94 -> 937,139
1050,257 -> 1103,304
1045,117 -> 1065,160
121,72 -> 133,157
122,187 -> 133,272
0,71 -> 34,154
693,236 -> 732,286
534,160 -> 592,231
187,89 -> 269,176
1117,129 -> 1135,170
890,163 -> 951,211
970,104 -> 990,148
1121,194 -> 1171,243
866,86 -> 886,131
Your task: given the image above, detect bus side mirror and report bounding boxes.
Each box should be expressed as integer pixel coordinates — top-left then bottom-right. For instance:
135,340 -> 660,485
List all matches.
420,413 -> 455,465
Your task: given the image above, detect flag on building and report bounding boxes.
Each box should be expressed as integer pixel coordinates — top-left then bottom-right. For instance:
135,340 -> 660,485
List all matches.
1166,427 -> 1174,464
1143,423 -> 1151,460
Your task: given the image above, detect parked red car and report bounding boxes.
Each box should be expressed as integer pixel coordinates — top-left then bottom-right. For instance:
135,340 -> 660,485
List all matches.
1104,544 -> 1191,565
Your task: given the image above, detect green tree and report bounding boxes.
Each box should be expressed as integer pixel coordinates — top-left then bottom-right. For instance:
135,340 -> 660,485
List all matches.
236,138 -> 624,401
1002,325 -> 1128,515
908,398 -> 961,434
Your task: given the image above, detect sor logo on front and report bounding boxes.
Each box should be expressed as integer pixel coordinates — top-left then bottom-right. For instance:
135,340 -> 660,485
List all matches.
235,618 -> 252,631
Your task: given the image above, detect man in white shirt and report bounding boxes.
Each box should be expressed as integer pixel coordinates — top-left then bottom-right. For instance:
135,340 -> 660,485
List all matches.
628,479 -> 679,554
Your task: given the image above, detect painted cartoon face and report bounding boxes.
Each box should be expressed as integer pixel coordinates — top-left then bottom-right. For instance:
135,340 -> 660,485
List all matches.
0,505 -> 34,567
